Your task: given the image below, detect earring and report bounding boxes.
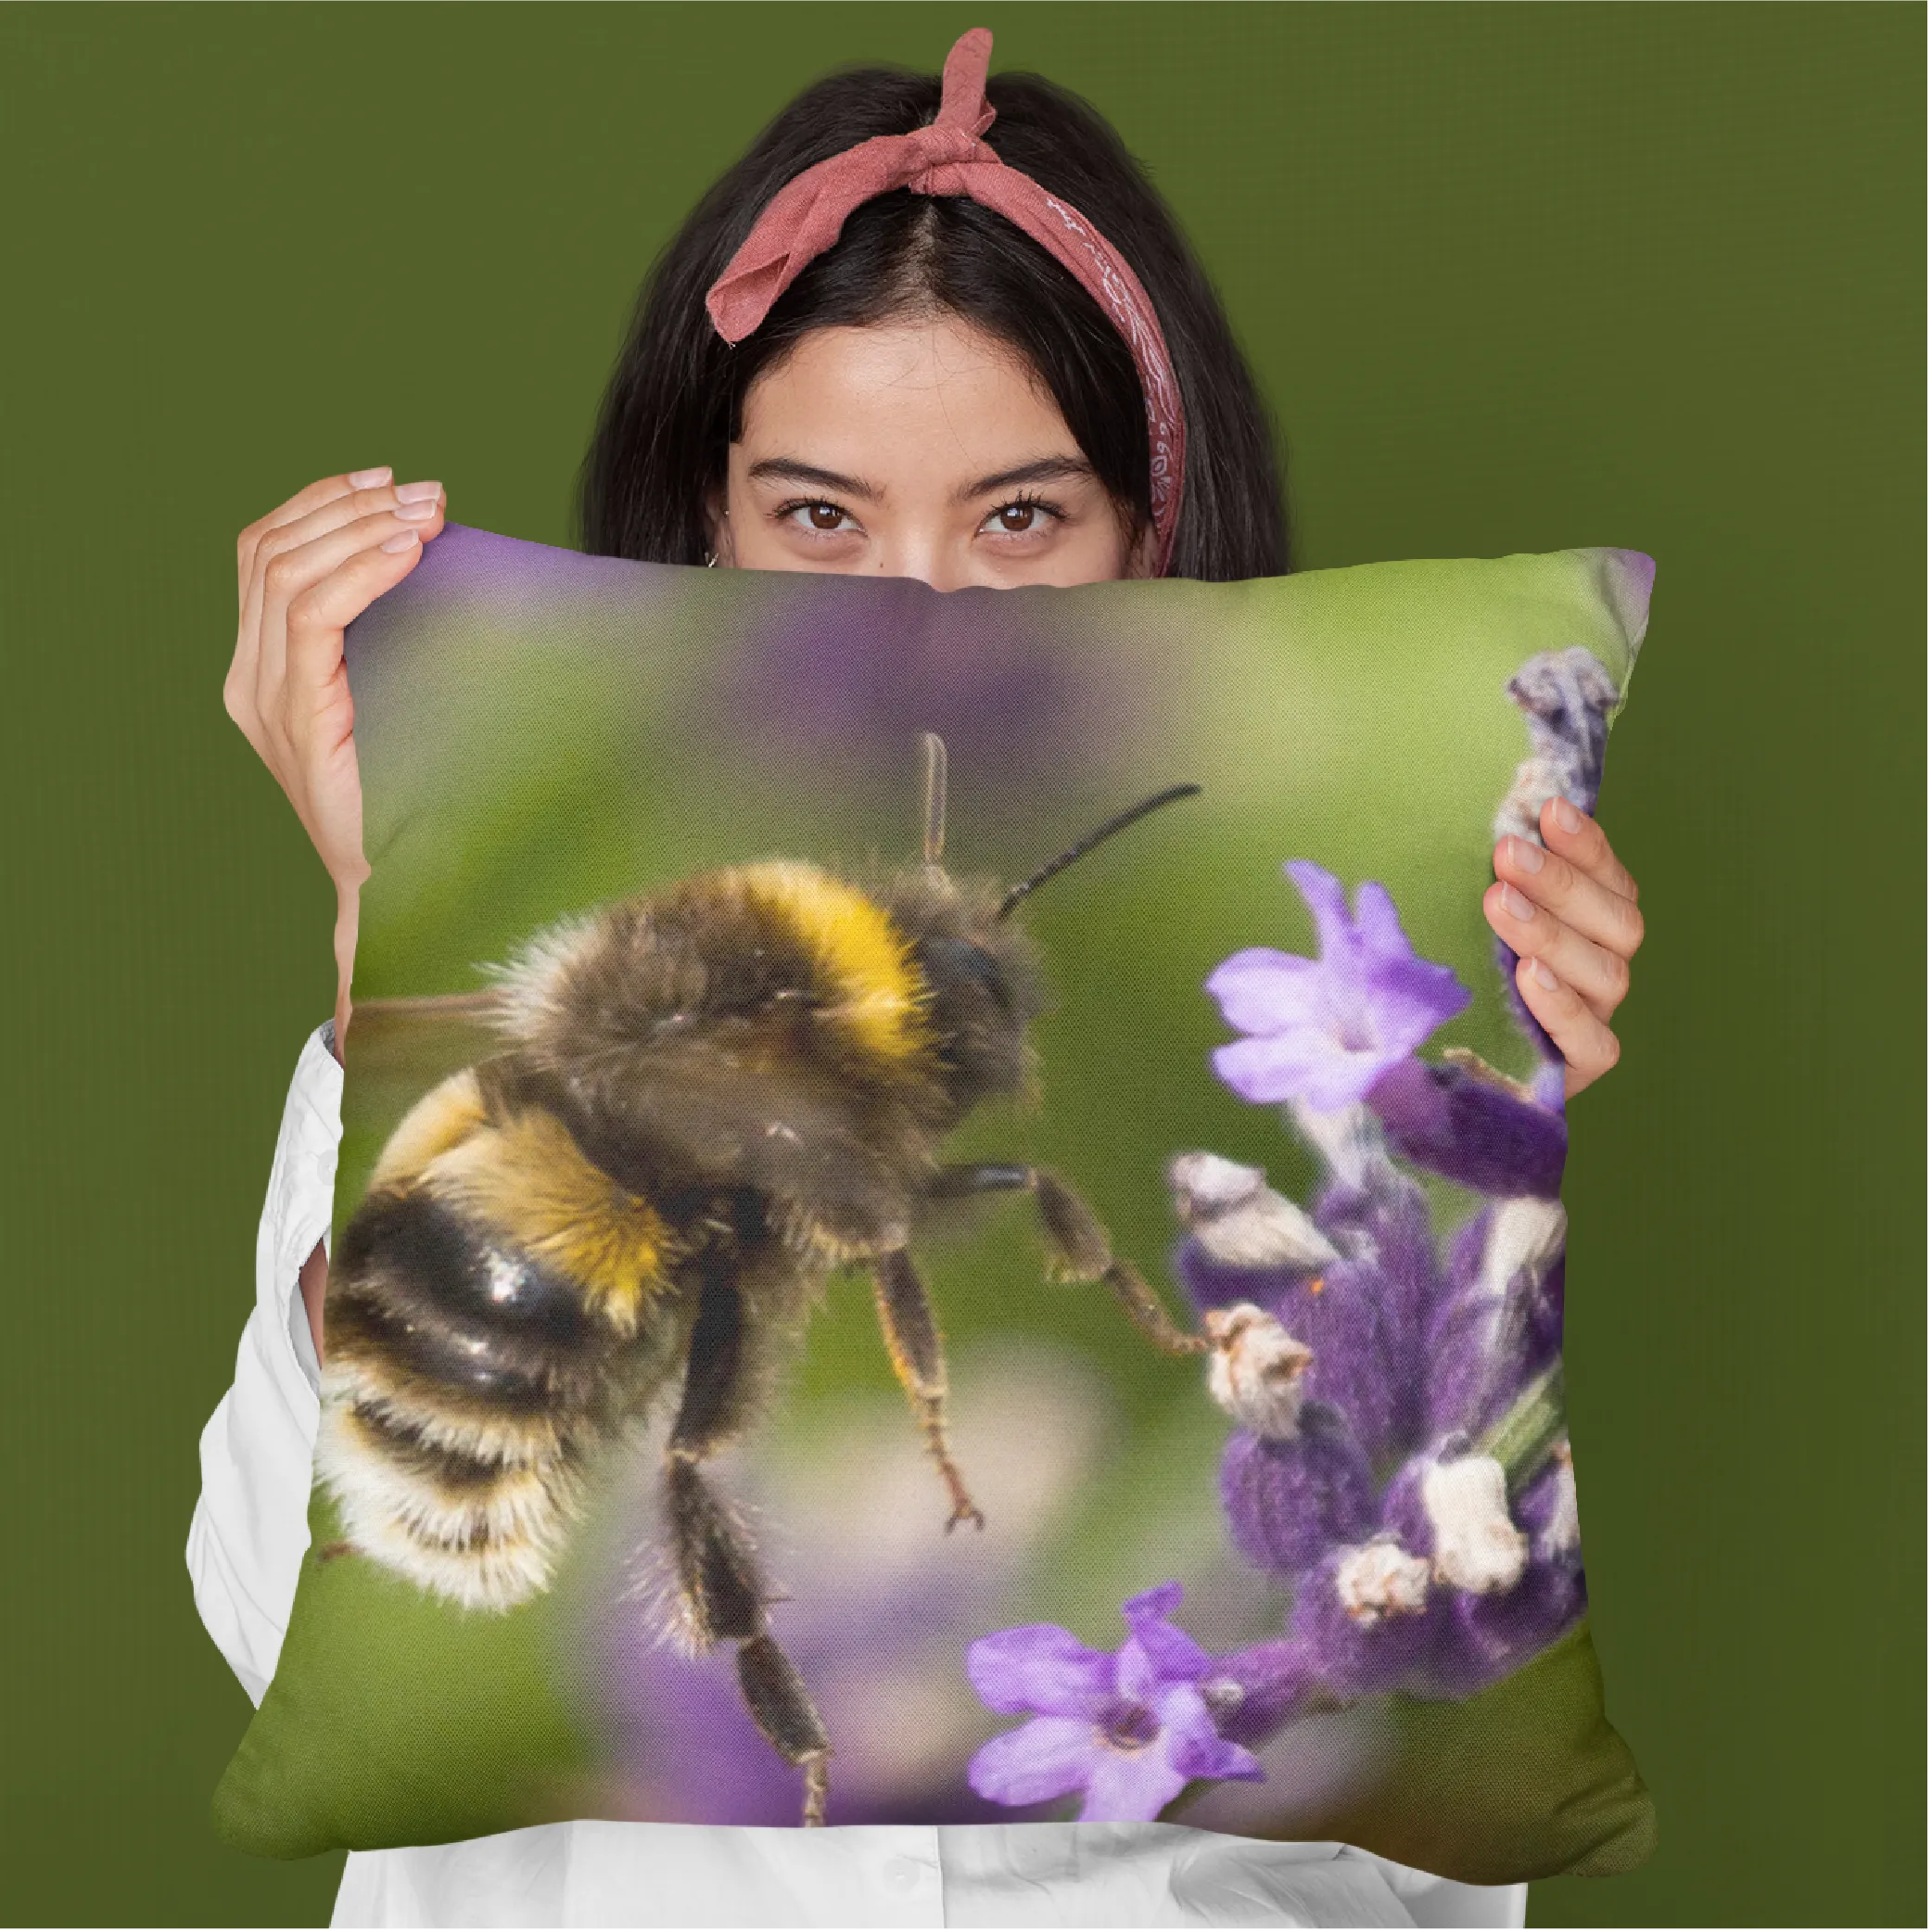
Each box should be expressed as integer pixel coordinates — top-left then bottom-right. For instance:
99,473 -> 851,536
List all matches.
704,552 -> 717,568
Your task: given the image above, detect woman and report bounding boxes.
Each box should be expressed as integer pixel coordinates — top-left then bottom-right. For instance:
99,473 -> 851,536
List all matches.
197,29 -> 1641,1928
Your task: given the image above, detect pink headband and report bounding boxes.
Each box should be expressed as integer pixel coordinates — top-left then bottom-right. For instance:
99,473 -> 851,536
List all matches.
705,27 -> 1187,573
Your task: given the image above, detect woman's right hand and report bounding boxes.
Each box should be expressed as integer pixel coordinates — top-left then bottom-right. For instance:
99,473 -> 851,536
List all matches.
224,468 -> 447,1041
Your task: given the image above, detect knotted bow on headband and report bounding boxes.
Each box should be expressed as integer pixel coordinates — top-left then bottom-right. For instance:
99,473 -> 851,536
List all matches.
705,27 -> 1187,572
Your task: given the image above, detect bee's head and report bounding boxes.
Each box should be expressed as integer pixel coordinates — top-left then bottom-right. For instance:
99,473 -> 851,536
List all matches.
906,886 -> 1044,1113
851,861 -> 1038,1116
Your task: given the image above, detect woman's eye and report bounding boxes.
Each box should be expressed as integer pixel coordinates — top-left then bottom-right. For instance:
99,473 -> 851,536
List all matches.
786,502 -> 856,534
983,501 -> 1054,536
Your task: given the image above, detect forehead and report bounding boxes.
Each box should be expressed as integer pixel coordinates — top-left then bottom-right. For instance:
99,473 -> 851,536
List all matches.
739,317 -> 1075,473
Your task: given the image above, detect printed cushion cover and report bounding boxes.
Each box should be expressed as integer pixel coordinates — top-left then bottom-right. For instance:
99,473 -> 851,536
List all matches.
213,527 -> 1659,1883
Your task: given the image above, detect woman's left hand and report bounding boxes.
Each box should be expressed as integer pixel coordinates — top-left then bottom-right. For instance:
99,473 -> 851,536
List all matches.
1483,798 -> 1645,1100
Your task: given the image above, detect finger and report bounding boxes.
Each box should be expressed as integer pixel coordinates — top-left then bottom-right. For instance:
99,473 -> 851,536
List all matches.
273,542 -> 424,864
1493,833 -> 1646,961
235,476 -> 420,731
1514,954 -> 1621,1100
237,467 -> 393,603
254,492 -> 445,732
242,478 -> 443,680
1539,796 -> 1637,903
282,535 -> 432,734
1483,880 -> 1629,1021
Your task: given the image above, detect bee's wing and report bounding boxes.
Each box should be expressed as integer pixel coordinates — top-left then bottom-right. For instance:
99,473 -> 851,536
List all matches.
343,992 -> 504,1125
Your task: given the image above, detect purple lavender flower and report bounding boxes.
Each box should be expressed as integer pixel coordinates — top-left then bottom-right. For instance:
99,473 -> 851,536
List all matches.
1287,1536 -> 1438,1699
966,1583 -> 1264,1822
1206,863 -> 1470,1111
1284,1513 -> 1568,1707
1403,1453 -> 1529,1596
1493,646 -> 1624,844
1181,1243 -> 1417,1469
1427,1199 -> 1568,1439
1175,808 -> 1597,1750
1363,1058 -> 1567,1201
1174,1151 -> 1437,1465
1310,1159 -> 1440,1363
1208,1635 -> 1321,1748
1369,1446 -> 1586,1700
1219,1410 -> 1377,1576
1492,645 -> 1626,1060
1435,1448 -> 1587,1696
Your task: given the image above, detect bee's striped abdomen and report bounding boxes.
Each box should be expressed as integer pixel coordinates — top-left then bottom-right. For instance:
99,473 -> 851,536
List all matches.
320,1070 -> 684,1611
330,1192 -> 605,1416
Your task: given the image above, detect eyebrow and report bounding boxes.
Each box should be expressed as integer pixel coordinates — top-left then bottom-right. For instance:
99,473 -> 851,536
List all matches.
955,456 -> 1095,502
743,453 -> 1097,504
744,459 -> 883,502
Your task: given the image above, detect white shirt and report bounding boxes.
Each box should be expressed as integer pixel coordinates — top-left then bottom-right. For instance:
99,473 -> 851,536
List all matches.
188,1027 -> 1530,1931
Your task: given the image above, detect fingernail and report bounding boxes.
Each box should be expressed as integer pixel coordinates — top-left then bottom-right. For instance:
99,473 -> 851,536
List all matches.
380,529 -> 420,553
1501,883 -> 1537,922
1530,957 -> 1559,990
1551,797 -> 1583,835
349,465 -> 392,488
1508,835 -> 1544,874
394,478 -> 443,503
393,498 -> 440,522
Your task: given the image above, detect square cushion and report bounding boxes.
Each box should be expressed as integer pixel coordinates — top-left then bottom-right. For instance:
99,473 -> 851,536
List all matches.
214,527 -> 1657,1883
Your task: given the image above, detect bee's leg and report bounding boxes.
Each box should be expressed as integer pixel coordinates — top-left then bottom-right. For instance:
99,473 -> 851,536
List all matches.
933,1162 -> 1208,1360
872,1249 -> 985,1532
665,1258 -> 833,1825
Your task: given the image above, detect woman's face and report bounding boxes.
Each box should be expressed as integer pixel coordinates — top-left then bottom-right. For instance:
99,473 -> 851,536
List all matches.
710,313 -> 1153,591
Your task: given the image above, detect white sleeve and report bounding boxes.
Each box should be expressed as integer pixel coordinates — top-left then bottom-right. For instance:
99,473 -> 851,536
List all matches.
186,1023 -> 342,1706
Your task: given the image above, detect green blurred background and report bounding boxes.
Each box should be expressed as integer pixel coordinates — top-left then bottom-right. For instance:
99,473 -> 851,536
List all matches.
0,3 -> 1920,1926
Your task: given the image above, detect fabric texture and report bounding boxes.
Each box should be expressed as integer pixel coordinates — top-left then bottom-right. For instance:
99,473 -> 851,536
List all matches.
190,1025 -> 1528,1928
209,527 -> 1657,1883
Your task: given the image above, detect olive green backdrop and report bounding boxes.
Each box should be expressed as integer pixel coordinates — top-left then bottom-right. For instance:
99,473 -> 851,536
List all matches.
0,4 -> 1920,1926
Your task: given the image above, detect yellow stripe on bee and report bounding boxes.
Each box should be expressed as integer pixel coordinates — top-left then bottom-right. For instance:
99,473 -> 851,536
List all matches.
736,859 -> 931,1064
419,1107 -> 673,1338
370,1069 -> 490,1190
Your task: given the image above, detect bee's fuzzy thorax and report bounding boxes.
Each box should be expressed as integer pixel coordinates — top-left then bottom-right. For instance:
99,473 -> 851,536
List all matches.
489,864 -> 937,1088
485,858 -> 1039,1127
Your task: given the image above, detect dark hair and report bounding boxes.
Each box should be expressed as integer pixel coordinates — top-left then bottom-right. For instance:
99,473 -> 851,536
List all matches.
578,60 -> 1290,582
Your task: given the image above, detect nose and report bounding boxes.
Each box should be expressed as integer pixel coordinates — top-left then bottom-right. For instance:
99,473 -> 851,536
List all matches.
871,527 -> 976,594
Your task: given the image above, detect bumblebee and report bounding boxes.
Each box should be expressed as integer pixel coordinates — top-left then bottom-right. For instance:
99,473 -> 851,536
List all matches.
318,736 -> 1203,1824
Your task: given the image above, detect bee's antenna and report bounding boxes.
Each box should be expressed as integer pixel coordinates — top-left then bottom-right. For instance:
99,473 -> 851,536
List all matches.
998,782 -> 1202,922
922,731 -> 948,869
